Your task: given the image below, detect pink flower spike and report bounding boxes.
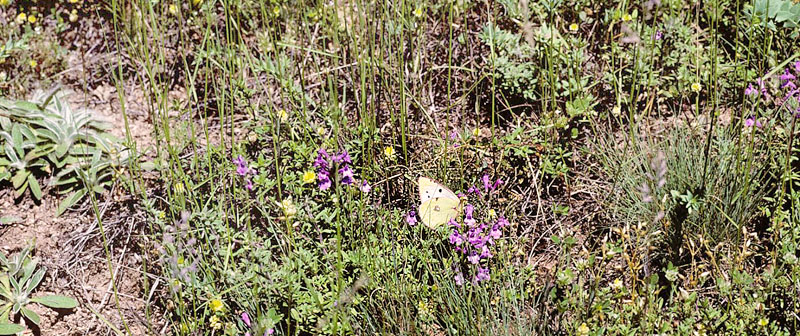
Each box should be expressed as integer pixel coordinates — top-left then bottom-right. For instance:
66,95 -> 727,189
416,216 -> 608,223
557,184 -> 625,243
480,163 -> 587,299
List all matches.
241,312 -> 251,327
481,174 -> 491,191
795,60 -> 800,73
266,329 -> 275,335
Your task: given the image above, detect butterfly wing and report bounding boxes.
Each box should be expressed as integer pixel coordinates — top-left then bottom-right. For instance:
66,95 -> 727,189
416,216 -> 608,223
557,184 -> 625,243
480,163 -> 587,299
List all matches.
417,177 -> 461,229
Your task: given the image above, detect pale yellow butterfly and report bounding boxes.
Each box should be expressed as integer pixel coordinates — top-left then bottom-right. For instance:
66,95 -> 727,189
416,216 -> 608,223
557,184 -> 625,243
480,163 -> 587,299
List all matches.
417,176 -> 462,229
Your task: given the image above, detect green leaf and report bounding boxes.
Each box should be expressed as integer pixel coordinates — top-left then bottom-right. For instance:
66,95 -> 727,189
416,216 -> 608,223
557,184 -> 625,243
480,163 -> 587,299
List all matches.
27,174 -> 42,200
31,295 -> 78,309
0,323 -> 25,335
11,170 -> 28,189
57,189 -> 87,216
0,216 -> 20,225
20,307 -> 40,325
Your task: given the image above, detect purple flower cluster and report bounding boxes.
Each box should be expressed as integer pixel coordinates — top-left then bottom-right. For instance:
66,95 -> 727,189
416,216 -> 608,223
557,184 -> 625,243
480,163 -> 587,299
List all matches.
745,60 -> 800,117
313,148 -> 370,193
233,155 -> 256,190
466,173 -> 503,197
448,204 -> 509,284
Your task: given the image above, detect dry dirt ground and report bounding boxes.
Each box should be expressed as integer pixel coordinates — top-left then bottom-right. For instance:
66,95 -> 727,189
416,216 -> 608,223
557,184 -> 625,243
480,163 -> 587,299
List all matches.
0,81 -> 163,335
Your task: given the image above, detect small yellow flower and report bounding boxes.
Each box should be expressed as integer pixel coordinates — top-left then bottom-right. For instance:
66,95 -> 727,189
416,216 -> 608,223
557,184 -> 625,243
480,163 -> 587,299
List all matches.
316,126 -> 326,136
69,9 -> 79,22
29,60 -> 38,68
569,23 -> 579,32
577,322 -> 590,336
272,6 -> 280,16
157,211 -> 166,220
622,13 -> 632,22
413,7 -> 423,18
488,209 -> 497,217
174,181 -> 185,194
302,171 -> 316,184
15,13 -> 26,25
758,318 -> 768,327
69,0 -> 80,3
191,0 -> 202,6
0,0 -> 10,7
611,278 -> 623,290
611,105 -> 621,116
209,315 -> 222,330
208,299 -> 224,313
168,4 -> 179,16
277,109 -> 288,122
28,14 -> 37,24
383,146 -> 396,159
472,128 -> 481,137
691,82 -> 701,93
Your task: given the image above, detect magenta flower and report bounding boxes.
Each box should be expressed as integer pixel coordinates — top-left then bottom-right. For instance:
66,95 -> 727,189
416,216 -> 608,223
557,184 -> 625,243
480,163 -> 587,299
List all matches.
245,179 -> 254,190
266,329 -> 275,335
474,267 -> 490,283
744,115 -> 762,128
468,251 -> 480,264
781,69 -> 796,88
339,166 -> 355,185
794,60 -> 800,73
654,30 -> 662,40
314,149 -> 330,169
318,171 -> 332,190
481,174 -> 491,192
241,312 -> 251,327
234,155 -> 250,176
448,218 -> 460,229
359,180 -> 371,193
480,245 -> 493,259
332,150 -> 352,164
745,84 -> 757,96
406,211 -> 418,226
449,231 -> 463,245
450,130 -> 458,140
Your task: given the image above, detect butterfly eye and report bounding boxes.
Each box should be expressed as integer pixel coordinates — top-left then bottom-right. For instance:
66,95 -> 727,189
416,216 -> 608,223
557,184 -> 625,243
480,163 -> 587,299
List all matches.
439,188 -> 442,192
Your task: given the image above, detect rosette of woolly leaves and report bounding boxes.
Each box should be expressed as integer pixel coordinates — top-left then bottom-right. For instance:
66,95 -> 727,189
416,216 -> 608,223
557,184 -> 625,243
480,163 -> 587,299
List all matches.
0,245 -> 78,334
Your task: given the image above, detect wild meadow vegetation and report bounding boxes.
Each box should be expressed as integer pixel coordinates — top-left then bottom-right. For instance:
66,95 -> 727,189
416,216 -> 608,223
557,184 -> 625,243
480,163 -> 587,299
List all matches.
1,0 -> 800,334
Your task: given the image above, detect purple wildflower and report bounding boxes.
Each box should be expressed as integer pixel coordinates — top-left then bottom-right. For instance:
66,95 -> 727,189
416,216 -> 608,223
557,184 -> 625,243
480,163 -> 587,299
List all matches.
359,180 -> 371,193
234,156 -> 249,176
454,272 -> 464,286
781,69 -> 796,88
481,174 -> 491,192
332,150 -> 352,164
745,84 -> 757,96
449,231 -> 463,245
314,149 -> 330,169
406,211 -> 418,226
654,30 -> 662,40
489,224 -> 502,240
245,178 -> 254,190
266,329 -> 275,335
241,312 -> 251,327
497,216 -> 509,227
318,171 -> 332,190
794,60 -> 800,73
339,165 -> 355,185
450,131 -> 458,140
474,267 -> 490,283
492,178 -> 503,190
480,245 -> 493,259
744,115 -> 763,128
468,251 -> 480,264
448,218 -> 460,228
